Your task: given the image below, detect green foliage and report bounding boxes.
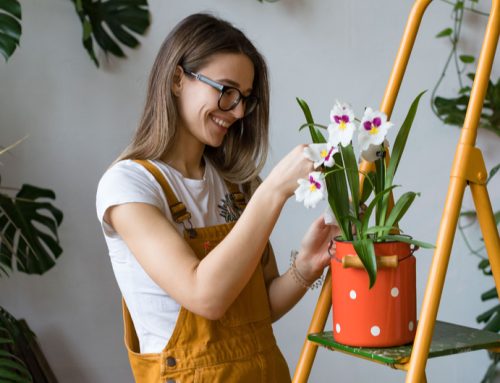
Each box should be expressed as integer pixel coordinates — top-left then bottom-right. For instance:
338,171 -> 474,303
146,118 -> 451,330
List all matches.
0,0 -> 150,66
0,309 -> 32,383
434,75 -> 500,136
0,143 -> 64,381
0,0 -> 21,61
71,0 -> 151,67
431,0 -> 499,136
0,184 -> 63,276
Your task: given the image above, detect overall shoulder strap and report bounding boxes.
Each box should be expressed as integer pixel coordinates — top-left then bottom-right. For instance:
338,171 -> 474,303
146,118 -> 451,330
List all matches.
133,159 -> 192,224
224,181 -> 247,211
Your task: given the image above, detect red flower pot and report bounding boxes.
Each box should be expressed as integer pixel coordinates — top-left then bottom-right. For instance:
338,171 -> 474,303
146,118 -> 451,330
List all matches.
331,240 -> 417,347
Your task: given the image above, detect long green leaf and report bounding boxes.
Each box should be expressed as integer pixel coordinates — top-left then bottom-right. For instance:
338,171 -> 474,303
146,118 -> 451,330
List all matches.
375,156 -> 387,228
386,91 -> 426,188
383,234 -> 435,248
340,144 -> 360,221
296,98 -> 326,143
326,152 -> 352,239
353,238 -> 377,288
381,192 -> 420,237
360,171 -> 375,205
361,185 -> 398,240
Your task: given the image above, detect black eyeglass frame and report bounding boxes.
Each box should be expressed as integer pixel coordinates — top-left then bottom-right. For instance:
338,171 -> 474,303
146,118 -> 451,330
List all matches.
182,68 -> 259,116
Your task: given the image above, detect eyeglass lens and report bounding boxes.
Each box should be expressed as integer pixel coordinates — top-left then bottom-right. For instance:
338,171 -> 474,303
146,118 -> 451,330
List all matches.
219,88 -> 258,116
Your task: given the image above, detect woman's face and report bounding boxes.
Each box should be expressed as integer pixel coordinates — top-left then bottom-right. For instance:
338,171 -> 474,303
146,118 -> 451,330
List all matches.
175,52 -> 255,148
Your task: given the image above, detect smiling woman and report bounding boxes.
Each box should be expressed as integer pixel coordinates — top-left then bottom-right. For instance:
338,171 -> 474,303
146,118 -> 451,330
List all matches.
95,12 -> 339,383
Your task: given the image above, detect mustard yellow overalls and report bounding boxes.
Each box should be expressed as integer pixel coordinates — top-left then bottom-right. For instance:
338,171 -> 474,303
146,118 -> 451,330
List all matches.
121,160 -> 291,383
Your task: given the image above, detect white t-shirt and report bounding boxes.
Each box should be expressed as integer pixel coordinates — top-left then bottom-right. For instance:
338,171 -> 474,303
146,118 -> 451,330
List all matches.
96,159 -> 238,353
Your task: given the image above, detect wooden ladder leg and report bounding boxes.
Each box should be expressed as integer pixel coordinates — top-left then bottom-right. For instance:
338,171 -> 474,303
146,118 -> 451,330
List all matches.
292,271 -> 332,383
470,183 -> 500,298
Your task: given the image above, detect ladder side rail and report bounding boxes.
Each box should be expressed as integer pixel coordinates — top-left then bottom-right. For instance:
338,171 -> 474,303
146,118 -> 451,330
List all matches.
406,1 -> 500,382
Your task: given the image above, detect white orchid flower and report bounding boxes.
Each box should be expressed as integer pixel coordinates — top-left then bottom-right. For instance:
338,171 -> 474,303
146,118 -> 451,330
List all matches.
360,139 -> 390,162
328,101 -> 356,147
295,171 -> 326,209
358,108 -> 393,151
303,143 -> 337,169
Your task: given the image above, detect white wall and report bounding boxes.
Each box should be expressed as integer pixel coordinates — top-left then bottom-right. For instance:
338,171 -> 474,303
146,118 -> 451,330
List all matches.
0,0 -> 499,382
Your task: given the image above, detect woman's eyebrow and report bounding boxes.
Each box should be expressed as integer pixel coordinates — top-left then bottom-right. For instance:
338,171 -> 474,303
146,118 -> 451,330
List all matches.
218,78 -> 253,93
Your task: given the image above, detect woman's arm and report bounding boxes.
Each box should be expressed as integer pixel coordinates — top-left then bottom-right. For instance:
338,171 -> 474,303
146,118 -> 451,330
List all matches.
263,216 -> 339,322
107,145 -> 313,320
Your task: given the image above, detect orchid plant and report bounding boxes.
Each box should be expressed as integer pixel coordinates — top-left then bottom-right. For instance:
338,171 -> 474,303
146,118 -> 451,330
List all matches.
295,92 -> 433,287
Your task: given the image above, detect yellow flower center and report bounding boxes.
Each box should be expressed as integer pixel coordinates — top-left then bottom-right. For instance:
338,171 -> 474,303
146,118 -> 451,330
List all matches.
339,121 -> 347,130
320,149 -> 328,158
369,126 -> 379,135
309,184 -> 317,192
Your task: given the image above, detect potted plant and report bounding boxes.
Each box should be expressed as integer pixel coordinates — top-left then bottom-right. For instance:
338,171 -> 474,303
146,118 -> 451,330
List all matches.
294,92 -> 433,347
0,139 -> 63,382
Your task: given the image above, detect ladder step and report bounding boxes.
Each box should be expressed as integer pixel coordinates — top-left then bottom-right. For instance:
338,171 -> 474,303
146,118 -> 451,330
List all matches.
307,321 -> 500,366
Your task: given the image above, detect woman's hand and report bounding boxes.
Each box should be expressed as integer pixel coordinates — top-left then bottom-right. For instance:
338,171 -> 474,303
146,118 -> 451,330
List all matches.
295,215 -> 340,283
263,145 -> 314,200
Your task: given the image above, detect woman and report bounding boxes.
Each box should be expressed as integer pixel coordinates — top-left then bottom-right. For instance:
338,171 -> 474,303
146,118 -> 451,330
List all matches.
96,13 -> 337,383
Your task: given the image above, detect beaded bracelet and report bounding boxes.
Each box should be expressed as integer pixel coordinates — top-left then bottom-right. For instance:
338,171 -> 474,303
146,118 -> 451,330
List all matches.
289,250 -> 324,290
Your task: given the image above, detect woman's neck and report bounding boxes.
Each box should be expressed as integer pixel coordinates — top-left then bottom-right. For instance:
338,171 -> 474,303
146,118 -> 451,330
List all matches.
161,130 -> 206,180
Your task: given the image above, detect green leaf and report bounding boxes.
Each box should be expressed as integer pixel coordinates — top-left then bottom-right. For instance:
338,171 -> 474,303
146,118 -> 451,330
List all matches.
0,0 -> 21,19
298,122 -> 328,133
359,171 -> 375,205
364,225 -> 397,235
436,28 -> 453,38
326,152 -> 352,240
481,286 -> 498,301
477,304 -> 499,323
0,0 -> 21,61
459,54 -> 475,64
383,234 -> 435,248
386,91 -> 426,189
381,192 -> 420,237
454,1 -> 464,10
360,185 -> 398,240
296,98 -> 326,143
353,238 -> 377,288
340,144 -> 360,220
459,86 -> 471,95
487,163 -> 500,184
483,310 -> 500,333
72,0 -> 151,66
375,157 -> 387,228
0,184 -> 63,276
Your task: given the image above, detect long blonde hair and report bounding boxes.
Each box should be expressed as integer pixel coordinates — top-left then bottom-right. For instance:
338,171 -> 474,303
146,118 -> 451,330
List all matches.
117,13 -> 270,184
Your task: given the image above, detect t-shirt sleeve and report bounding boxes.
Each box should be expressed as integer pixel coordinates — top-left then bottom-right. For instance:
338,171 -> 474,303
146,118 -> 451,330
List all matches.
96,160 -> 166,237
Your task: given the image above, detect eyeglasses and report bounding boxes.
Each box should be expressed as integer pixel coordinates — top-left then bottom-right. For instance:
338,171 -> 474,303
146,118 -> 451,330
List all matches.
183,69 -> 259,116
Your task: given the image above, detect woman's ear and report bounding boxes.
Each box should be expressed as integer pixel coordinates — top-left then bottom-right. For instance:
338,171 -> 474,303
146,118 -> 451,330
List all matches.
172,65 -> 184,96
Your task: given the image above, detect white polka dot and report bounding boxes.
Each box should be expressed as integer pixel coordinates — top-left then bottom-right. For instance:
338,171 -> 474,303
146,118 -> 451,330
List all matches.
409,321 -> 415,331
349,290 -> 357,300
391,287 -> 399,297
370,326 -> 381,336
335,323 -> 341,333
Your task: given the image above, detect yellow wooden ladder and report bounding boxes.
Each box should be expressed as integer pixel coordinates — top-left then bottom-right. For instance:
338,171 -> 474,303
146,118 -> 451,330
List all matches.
292,1 -> 500,382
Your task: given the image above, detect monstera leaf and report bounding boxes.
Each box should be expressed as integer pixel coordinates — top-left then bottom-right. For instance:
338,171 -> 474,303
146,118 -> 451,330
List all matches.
0,184 -> 63,276
0,0 -> 22,61
72,0 -> 150,67
433,74 -> 500,136
0,307 -> 34,383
